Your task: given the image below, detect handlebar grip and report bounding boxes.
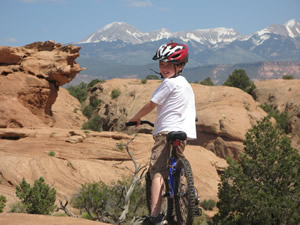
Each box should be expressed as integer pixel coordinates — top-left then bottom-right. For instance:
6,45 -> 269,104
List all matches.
125,121 -> 138,126
125,120 -> 154,127
141,121 -> 154,127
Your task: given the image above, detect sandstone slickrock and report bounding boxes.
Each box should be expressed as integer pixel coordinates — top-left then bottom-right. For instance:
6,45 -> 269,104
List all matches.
0,41 -> 86,129
83,79 -> 267,159
0,127 -> 227,218
254,79 -> 300,151
0,213 -> 109,225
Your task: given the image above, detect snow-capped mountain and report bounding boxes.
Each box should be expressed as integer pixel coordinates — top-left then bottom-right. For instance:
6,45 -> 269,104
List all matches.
256,19 -> 300,38
78,19 -> 300,47
77,21 -> 243,46
75,19 -> 300,68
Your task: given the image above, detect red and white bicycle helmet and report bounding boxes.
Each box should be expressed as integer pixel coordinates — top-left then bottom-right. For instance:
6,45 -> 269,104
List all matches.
152,42 -> 189,65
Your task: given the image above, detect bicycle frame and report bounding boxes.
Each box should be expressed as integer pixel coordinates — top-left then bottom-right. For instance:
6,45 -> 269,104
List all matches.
167,150 -> 177,198
166,142 -> 181,199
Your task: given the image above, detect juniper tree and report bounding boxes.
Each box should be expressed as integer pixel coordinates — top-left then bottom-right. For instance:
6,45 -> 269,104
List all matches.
223,69 -> 256,95
16,177 -> 56,215
212,117 -> 300,225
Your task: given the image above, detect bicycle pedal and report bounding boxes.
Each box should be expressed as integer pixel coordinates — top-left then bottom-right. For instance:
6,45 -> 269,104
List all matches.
163,192 -> 170,197
194,207 -> 202,216
194,197 -> 200,205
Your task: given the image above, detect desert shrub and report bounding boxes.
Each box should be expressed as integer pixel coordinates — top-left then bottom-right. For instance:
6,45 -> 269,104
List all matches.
48,151 -> 56,157
72,176 -> 147,223
260,103 -> 290,133
15,177 -> 56,215
223,69 -> 256,95
67,82 -> 88,103
72,181 -> 110,220
200,199 -> 216,210
9,202 -> 27,213
87,79 -> 105,88
111,89 -> 121,99
90,98 -> 100,108
212,117 -> 300,225
0,195 -> 7,213
82,105 -> 94,119
141,79 -> 147,84
193,214 -> 211,225
82,115 -> 102,131
82,98 -> 100,119
145,75 -> 160,80
200,77 -> 214,86
282,74 -> 294,80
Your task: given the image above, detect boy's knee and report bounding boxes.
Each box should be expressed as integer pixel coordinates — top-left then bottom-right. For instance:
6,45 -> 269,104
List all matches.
150,171 -> 168,180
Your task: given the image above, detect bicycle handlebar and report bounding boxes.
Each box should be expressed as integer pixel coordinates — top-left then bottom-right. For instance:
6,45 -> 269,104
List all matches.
125,120 -> 154,127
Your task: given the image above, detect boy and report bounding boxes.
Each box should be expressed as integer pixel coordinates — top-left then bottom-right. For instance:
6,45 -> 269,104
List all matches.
129,42 -> 197,225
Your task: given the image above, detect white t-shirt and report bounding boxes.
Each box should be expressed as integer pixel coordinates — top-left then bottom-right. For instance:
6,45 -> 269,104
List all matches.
151,75 -> 197,139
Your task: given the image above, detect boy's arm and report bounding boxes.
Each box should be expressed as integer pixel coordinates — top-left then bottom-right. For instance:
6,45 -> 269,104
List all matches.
129,101 -> 157,126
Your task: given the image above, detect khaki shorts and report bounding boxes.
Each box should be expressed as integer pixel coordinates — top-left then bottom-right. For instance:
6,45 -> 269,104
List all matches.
149,132 -> 186,179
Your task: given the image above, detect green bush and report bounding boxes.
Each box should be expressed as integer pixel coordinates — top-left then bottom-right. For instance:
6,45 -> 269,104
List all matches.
48,151 -> 56,157
223,69 -> 256,95
9,202 -> 27,213
16,177 -> 56,215
90,98 -> 100,108
282,74 -> 294,80
82,105 -> 94,119
72,176 -> 147,223
200,199 -> 216,210
72,181 -> 109,220
82,115 -> 102,131
87,79 -> 105,88
145,75 -> 160,80
213,117 -> 300,225
0,195 -> 7,213
260,103 -> 290,133
67,82 -> 88,103
200,77 -> 214,86
111,89 -> 121,99
82,98 -> 100,119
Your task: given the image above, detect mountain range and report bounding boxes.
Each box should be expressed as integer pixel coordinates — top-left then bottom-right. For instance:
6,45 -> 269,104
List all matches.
72,19 -> 300,85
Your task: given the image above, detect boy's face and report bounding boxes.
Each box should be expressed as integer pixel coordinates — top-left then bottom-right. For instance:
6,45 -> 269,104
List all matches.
159,61 -> 184,78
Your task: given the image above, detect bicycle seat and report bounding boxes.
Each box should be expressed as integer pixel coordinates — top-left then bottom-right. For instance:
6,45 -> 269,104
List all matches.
167,131 -> 187,142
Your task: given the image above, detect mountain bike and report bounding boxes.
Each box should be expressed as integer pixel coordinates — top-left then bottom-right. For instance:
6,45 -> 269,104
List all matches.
126,120 -> 202,225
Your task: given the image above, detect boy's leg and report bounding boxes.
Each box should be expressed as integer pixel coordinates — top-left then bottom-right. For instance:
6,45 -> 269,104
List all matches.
149,132 -> 169,217
151,175 -> 164,216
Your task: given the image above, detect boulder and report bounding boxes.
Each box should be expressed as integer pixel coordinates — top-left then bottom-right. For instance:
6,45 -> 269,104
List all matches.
0,41 -> 86,129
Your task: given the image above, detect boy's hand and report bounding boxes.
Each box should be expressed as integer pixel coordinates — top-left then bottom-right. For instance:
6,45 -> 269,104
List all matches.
129,119 -> 141,127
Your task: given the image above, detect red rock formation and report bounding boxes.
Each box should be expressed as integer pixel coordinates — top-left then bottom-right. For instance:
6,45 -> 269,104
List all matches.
0,41 -> 86,128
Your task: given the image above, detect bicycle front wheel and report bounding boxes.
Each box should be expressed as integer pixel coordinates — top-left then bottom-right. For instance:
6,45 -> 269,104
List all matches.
174,158 -> 195,225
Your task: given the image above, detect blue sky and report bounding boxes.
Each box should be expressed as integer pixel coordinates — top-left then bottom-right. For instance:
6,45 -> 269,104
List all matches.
1,0 -> 300,46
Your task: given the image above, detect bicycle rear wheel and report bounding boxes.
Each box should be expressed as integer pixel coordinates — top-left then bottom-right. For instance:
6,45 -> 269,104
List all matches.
145,171 -> 173,221
174,158 -> 196,225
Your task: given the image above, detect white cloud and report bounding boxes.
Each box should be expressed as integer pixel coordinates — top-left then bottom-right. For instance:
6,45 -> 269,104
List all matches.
0,37 -> 18,45
1,37 -> 18,43
125,0 -> 152,7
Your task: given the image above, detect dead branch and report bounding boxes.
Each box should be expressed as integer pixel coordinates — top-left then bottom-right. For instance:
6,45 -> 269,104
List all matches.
118,134 -> 148,222
56,197 -> 77,218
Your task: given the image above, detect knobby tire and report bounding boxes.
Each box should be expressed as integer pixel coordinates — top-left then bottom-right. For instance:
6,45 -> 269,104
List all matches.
174,158 -> 196,225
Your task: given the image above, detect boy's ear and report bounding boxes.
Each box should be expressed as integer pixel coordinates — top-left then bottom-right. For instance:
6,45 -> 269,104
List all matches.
178,63 -> 185,70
